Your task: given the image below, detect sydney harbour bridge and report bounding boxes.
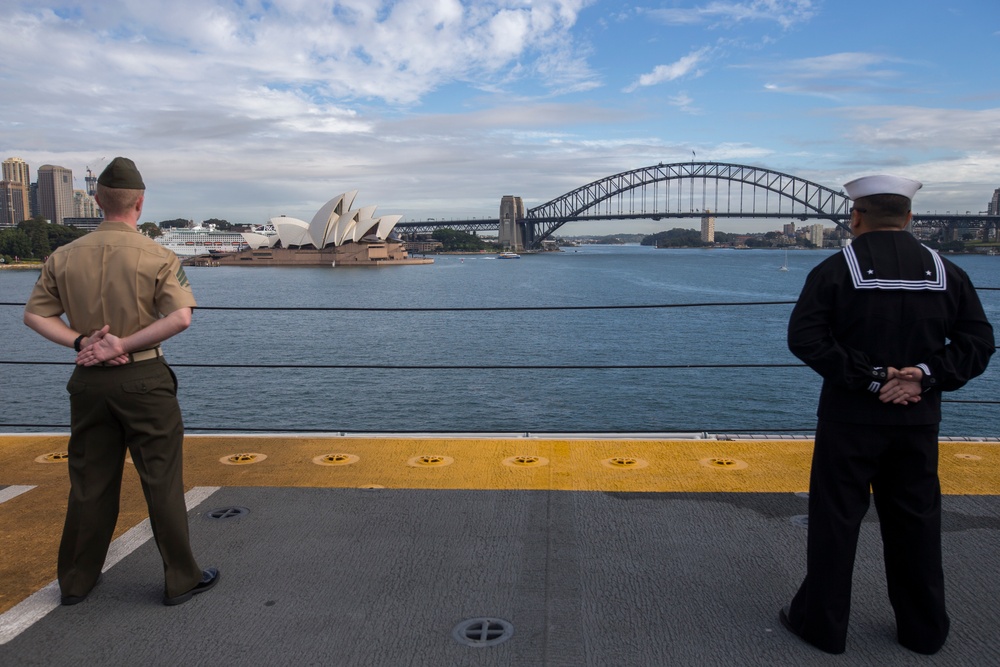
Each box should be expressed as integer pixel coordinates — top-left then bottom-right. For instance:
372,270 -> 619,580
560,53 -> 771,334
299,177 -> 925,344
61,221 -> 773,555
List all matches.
393,161 -> 999,250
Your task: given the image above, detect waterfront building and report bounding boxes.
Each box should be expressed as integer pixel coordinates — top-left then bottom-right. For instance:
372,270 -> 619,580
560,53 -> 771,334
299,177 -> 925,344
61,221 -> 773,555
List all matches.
404,238 -> 444,253
701,210 -> 715,243
266,191 -> 402,249
989,188 -> 1000,216
783,222 -> 796,237
202,191 -> 430,266
809,223 -> 824,248
36,164 -> 74,225
499,195 -> 525,252
0,180 -> 28,228
2,157 -> 32,224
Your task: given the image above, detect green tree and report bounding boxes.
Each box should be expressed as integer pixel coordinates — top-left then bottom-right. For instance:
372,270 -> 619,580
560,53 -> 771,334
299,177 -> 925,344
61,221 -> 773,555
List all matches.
159,218 -> 191,229
641,228 -> 706,248
0,228 -> 32,259
17,218 -> 51,257
203,218 -> 232,230
47,224 -> 86,251
140,222 -> 163,238
432,228 -> 493,251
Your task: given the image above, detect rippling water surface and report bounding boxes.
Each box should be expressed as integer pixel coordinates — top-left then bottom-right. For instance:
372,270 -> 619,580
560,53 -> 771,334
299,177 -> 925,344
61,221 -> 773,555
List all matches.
2,245 -> 998,435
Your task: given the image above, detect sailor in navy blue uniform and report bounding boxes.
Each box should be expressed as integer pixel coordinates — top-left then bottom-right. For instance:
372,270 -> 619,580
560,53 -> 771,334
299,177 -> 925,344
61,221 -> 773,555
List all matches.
779,175 -> 994,655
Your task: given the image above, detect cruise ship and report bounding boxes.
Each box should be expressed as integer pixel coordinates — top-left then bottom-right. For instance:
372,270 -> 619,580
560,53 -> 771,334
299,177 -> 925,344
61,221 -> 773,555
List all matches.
155,224 -> 276,257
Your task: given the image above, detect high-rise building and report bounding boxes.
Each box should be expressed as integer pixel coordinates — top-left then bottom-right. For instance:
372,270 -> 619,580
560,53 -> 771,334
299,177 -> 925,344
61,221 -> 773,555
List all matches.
2,157 -> 31,185
74,190 -> 100,218
0,181 -> 28,228
36,164 -> 74,225
988,188 -> 1000,216
2,157 -> 32,224
700,210 -> 715,243
809,223 -> 825,248
85,167 -> 98,197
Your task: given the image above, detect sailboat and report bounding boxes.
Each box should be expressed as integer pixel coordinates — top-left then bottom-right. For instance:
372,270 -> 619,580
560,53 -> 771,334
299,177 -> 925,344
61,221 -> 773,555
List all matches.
779,249 -> 789,271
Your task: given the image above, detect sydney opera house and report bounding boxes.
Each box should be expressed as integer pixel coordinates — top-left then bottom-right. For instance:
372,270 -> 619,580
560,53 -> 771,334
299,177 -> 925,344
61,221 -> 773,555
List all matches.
213,191 -> 432,266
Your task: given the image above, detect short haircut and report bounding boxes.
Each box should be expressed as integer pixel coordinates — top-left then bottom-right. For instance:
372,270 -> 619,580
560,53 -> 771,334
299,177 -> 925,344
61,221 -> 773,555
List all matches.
96,184 -> 144,217
855,193 -> 911,229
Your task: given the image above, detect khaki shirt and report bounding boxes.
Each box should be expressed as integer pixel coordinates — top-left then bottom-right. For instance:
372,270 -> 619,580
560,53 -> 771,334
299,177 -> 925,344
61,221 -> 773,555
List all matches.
25,220 -> 196,337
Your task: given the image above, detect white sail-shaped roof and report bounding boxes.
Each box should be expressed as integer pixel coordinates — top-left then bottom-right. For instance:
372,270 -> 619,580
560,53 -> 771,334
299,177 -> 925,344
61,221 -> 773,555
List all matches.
373,215 -> 401,241
339,205 -> 378,244
269,216 -> 312,247
269,191 -> 404,249
309,191 -> 358,248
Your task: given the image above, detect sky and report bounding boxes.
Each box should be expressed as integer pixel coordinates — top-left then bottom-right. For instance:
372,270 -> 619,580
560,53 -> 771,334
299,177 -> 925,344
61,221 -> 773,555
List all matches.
2,0 -> 999,234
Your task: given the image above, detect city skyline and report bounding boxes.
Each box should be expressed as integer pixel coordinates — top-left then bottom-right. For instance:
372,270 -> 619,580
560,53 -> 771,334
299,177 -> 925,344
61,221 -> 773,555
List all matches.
2,1 -> 998,234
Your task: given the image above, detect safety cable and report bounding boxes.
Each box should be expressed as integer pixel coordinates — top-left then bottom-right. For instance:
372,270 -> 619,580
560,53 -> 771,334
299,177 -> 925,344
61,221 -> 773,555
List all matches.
2,300 -> 800,310
2,295 -> 996,430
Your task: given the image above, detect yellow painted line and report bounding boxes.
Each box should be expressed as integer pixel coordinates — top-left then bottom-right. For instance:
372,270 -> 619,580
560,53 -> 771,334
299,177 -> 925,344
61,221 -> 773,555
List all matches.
3,435 -> 997,494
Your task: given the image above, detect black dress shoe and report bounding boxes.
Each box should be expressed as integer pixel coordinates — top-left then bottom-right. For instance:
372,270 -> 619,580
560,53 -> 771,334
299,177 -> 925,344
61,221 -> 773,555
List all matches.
778,606 -> 798,636
61,573 -> 102,606
779,605 -> 845,654
163,567 -> 220,606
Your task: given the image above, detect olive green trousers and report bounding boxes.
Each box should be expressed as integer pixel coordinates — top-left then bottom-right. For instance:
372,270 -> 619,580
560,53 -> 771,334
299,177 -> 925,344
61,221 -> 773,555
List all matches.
59,358 -> 202,600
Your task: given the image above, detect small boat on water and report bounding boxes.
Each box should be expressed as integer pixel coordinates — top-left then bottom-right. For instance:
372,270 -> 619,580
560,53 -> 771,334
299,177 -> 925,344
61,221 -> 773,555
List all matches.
779,249 -> 789,271
498,252 -> 521,259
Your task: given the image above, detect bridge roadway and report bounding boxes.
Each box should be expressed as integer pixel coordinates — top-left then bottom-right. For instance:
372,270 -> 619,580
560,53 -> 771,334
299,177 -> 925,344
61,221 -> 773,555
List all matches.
1,433 -> 998,665
395,214 -> 994,238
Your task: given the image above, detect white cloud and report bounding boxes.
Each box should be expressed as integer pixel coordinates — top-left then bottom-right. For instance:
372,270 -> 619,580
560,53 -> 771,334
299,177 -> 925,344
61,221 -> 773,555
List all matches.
624,48 -> 710,92
668,92 -> 700,114
838,106 -> 1000,151
756,52 -> 914,100
648,0 -> 816,29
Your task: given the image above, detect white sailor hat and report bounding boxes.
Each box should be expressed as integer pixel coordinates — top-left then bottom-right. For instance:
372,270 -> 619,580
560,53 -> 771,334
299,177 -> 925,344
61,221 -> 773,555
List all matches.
843,174 -> 922,200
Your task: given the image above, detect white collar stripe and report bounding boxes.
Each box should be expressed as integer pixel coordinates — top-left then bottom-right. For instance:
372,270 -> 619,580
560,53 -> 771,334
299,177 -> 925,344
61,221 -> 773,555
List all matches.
842,244 -> 947,291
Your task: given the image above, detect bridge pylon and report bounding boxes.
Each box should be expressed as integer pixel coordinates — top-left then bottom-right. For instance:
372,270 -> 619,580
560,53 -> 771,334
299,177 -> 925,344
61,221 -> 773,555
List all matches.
499,195 -> 526,252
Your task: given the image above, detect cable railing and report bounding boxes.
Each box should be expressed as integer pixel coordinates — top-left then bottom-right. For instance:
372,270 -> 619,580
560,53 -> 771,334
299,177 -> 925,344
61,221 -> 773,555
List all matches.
1,298 -> 997,434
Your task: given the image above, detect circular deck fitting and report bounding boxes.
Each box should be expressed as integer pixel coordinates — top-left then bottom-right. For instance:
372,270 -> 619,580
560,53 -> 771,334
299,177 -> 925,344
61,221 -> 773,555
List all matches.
452,617 -> 514,648
220,452 -> 268,466
313,453 -> 360,466
699,457 -> 748,470
955,453 -> 983,461
600,456 -> 648,470
35,451 -> 69,463
407,455 -> 454,468
205,507 -> 249,520
791,514 -> 809,528
502,455 -> 549,468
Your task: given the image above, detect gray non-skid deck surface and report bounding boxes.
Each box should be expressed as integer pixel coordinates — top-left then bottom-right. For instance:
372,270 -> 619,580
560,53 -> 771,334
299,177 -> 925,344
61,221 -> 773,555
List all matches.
4,488 -> 999,666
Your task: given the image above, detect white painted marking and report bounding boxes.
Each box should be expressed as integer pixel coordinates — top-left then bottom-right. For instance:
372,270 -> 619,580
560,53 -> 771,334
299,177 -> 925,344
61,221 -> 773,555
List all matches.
0,486 -> 220,645
0,486 -> 35,504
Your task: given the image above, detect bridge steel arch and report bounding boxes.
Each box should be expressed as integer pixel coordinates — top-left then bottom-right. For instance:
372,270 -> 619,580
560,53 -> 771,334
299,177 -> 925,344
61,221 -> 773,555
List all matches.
521,161 -> 853,247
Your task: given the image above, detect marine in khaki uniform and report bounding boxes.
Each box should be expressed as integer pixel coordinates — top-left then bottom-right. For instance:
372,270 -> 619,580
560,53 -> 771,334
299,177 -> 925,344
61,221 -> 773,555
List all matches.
24,157 -> 219,606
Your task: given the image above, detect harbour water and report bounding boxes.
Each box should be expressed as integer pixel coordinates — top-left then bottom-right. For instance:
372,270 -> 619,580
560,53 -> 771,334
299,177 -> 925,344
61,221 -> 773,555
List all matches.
2,245 -> 998,436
